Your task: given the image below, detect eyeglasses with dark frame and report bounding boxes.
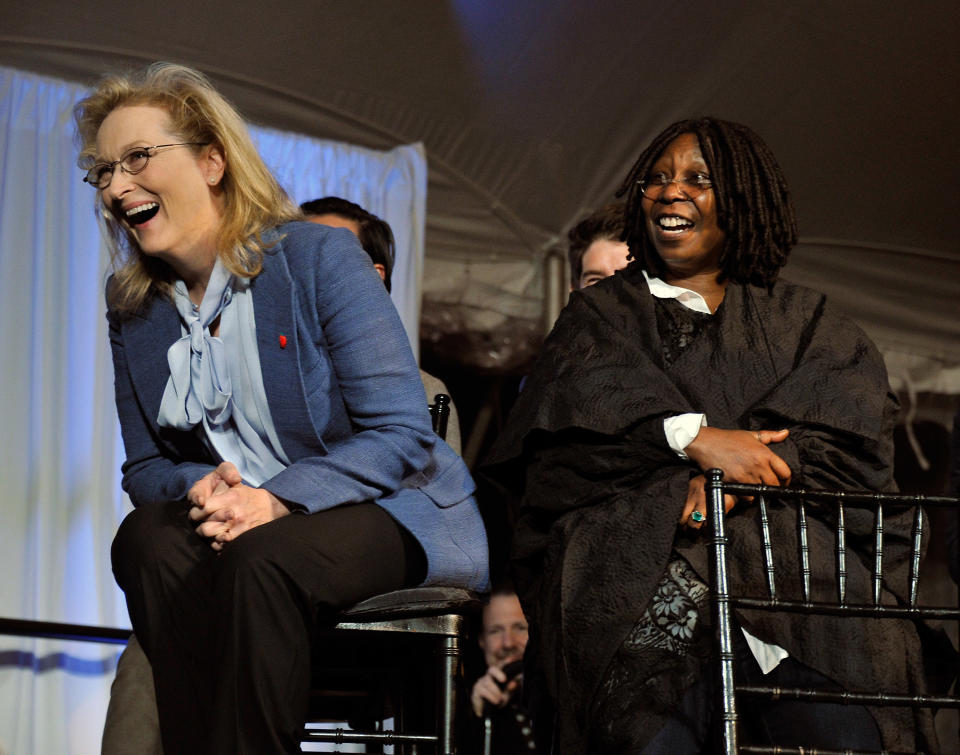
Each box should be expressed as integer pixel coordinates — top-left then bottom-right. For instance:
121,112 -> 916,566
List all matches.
637,172 -> 713,200
82,142 -> 210,189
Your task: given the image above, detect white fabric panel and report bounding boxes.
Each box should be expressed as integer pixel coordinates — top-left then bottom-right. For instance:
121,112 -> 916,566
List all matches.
0,65 -> 125,755
0,64 -> 426,755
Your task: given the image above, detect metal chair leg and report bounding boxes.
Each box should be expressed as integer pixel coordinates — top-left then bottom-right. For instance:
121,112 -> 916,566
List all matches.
482,716 -> 493,755
707,469 -> 739,755
439,635 -> 460,754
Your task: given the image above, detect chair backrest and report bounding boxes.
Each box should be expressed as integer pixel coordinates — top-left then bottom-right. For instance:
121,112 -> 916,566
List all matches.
429,392 -> 451,440
704,468 -> 960,754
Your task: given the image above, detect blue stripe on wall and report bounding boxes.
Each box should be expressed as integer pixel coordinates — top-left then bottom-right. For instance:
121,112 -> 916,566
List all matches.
0,649 -> 122,676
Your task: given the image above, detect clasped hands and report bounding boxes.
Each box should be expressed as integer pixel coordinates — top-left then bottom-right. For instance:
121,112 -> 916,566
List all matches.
679,427 -> 792,530
187,461 -> 290,551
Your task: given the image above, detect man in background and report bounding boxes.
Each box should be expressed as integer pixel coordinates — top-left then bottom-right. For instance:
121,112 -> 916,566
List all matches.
467,584 -> 538,754
567,202 -> 631,291
301,196 -> 396,290
302,197 -> 461,453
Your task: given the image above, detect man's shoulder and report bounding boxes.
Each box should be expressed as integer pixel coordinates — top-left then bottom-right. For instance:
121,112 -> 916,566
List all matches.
419,369 -> 449,399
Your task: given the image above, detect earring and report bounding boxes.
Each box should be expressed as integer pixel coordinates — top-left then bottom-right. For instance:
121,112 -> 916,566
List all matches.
209,177 -> 217,184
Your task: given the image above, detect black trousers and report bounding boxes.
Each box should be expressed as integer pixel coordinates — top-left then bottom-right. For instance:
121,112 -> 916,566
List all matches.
111,499 -> 426,755
640,627 -> 882,754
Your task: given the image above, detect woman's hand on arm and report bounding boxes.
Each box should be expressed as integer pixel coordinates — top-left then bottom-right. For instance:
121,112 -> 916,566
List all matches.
678,474 -> 737,529
188,462 -> 291,551
685,426 -> 792,486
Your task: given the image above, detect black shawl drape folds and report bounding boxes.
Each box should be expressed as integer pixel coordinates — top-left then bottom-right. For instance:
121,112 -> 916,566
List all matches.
483,262 -> 932,752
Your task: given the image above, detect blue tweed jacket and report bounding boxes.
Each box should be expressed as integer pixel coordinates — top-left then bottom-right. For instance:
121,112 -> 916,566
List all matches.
107,221 -> 488,591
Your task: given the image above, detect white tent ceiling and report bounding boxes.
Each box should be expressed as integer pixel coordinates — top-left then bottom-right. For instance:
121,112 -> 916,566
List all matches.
2,0 -> 958,388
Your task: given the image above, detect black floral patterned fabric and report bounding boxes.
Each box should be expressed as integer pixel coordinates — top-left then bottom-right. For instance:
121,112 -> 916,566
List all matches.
592,556 -> 712,752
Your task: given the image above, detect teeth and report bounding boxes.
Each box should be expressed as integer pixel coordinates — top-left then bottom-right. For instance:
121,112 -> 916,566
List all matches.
658,216 -> 693,229
125,203 -> 159,218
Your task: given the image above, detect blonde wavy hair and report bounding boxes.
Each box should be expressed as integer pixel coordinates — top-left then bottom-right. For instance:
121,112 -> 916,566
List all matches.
75,62 -> 302,313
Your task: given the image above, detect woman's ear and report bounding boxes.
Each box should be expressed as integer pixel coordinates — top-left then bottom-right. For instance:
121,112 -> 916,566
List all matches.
204,143 -> 226,186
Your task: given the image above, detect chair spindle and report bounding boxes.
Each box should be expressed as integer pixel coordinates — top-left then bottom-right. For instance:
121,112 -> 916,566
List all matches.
873,502 -> 884,606
759,495 -> 776,600
909,507 -> 924,608
798,501 -> 811,602
836,501 -> 847,604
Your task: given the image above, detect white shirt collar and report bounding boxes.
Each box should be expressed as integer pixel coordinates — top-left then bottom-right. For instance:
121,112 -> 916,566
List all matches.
642,270 -> 713,315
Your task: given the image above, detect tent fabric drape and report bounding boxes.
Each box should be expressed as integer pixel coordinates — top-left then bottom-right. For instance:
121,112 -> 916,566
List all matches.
1,1 -> 958,396
0,64 -> 426,755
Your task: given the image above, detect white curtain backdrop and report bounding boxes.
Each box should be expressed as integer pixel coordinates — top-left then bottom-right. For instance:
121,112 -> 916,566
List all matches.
0,64 -> 426,755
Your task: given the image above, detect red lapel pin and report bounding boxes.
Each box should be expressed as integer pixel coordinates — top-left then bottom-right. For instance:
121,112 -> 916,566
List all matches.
278,334 -> 287,349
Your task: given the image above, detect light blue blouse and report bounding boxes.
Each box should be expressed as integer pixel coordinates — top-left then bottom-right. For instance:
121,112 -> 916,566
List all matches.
156,259 -> 290,486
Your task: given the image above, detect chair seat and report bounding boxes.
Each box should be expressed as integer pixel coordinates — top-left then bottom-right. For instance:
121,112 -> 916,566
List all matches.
338,586 -> 482,622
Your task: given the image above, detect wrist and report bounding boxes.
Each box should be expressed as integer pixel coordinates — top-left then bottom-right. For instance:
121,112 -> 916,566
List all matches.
266,491 -> 291,518
664,413 -> 708,459
684,425 -> 713,461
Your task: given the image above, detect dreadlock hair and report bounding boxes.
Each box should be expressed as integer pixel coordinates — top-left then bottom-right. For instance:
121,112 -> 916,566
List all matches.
616,118 -> 797,289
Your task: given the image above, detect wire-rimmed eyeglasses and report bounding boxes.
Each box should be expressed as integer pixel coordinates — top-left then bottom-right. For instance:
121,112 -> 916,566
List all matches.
637,173 -> 713,200
82,142 -> 210,189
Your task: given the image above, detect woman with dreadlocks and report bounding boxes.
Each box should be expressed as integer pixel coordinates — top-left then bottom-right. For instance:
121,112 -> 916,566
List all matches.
483,118 -> 933,753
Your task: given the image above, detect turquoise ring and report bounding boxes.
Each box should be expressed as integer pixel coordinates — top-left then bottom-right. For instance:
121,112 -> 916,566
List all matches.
691,510 -> 705,523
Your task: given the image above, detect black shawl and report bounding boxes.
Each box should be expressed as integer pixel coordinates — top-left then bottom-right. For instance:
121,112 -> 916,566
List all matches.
483,262 -> 932,752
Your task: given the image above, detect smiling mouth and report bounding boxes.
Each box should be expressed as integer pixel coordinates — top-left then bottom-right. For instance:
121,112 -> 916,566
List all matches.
656,215 -> 694,233
124,202 -> 160,227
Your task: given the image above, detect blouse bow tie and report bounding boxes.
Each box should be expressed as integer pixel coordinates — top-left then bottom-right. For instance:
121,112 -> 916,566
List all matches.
157,263 -> 234,431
